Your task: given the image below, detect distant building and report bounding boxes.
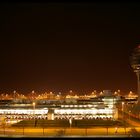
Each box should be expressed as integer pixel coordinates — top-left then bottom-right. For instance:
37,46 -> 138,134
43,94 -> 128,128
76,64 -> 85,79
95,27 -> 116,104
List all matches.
103,90 -> 113,96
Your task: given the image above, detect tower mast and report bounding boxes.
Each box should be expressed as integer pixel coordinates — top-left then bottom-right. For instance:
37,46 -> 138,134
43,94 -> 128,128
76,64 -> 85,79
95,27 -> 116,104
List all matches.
130,45 -> 140,102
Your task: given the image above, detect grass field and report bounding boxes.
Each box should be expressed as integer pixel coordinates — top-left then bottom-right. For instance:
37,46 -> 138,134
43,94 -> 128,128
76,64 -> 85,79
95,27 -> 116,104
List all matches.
12,119 -> 124,128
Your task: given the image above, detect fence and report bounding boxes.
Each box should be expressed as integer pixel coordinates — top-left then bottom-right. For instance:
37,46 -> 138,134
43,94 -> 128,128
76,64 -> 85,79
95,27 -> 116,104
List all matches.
0,126 -> 130,137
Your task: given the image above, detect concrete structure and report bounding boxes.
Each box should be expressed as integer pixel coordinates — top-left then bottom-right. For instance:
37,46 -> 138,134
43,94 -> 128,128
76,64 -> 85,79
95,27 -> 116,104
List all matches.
130,45 -> 140,102
129,45 -> 140,116
47,109 -> 54,120
103,90 -> 113,96
0,95 -> 118,121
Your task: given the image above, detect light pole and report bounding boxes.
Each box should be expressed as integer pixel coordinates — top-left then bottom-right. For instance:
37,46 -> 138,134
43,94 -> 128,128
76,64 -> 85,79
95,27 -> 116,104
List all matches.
129,110 -> 131,122
122,102 -> 124,120
122,102 -> 126,134
69,118 -> 72,134
32,102 -> 36,126
106,127 -> 108,135
33,102 -> 35,110
2,114 -> 6,135
13,90 -> 16,101
115,127 -> 118,134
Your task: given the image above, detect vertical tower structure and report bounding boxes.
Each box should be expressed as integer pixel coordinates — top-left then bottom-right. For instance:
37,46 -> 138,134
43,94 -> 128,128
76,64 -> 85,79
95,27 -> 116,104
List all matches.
130,45 -> 140,102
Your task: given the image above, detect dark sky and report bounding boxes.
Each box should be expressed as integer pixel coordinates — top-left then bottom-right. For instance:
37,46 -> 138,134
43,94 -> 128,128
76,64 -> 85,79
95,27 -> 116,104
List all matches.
0,2 -> 140,94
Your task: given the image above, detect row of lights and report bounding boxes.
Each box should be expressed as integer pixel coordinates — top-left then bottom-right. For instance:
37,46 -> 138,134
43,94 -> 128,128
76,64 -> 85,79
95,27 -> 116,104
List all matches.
0,90 -> 137,100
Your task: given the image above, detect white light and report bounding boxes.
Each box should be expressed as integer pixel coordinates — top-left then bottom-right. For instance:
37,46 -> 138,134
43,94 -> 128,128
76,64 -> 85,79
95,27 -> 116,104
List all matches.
0,109 -> 48,115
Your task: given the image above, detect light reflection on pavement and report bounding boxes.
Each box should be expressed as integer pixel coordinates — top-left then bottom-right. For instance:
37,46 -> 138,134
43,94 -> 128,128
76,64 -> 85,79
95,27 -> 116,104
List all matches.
0,126 -> 132,137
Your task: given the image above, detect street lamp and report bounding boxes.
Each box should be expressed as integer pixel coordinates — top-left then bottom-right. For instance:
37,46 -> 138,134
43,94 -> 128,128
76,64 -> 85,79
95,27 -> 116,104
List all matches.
129,110 -> 131,122
122,102 -> 124,120
115,127 -> 118,134
1,114 -> 6,135
122,102 -> 126,134
33,102 -> 36,115
33,102 -> 35,117
122,102 -> 124,111
32,102 -> 36,127
13,90 -> 16,101
69,118 -> 72,134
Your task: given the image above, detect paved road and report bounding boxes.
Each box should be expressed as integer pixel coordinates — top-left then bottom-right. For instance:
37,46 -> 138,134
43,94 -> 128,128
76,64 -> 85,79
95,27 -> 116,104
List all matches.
1,110 -> 140,137
0,126 -> 131,137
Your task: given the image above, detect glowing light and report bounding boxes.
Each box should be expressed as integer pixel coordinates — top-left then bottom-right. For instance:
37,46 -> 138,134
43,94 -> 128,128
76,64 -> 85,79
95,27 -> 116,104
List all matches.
69,90 -> 73,93
0,109 -> 48,115
54,108 -> 113,115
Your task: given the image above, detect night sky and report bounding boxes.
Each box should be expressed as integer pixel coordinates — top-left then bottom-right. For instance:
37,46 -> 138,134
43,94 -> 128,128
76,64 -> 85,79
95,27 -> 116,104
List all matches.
0,2 -> 140,94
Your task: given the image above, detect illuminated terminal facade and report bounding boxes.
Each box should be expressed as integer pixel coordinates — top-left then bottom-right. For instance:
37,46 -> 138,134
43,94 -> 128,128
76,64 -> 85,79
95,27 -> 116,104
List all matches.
0,90 -> 120,122
0,89 -> 138,124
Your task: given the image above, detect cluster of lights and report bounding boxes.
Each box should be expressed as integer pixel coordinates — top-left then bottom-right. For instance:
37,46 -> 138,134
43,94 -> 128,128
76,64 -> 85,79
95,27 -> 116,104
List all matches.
0,109 -> 48,115
61,104 -> 95,108
55,114 -> 113,119
54,108 -> 113,115
0,90 -> 136,100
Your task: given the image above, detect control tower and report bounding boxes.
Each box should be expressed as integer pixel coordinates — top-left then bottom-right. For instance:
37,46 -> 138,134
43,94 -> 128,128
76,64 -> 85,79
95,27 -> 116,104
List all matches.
130,45 -> 140,102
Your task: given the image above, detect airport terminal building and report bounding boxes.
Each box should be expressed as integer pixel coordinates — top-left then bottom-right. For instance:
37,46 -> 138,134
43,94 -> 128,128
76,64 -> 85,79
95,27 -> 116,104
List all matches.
0,90 -> 119,123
